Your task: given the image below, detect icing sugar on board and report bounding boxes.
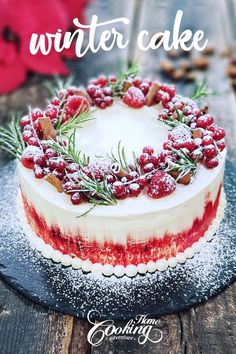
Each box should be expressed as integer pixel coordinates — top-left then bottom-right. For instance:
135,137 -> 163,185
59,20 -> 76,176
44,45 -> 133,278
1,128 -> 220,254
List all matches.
0,159 -> 235,320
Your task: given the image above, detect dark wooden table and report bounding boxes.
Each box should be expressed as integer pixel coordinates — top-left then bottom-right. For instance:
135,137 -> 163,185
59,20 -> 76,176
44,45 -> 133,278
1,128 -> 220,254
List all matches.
0,1 -> 236,353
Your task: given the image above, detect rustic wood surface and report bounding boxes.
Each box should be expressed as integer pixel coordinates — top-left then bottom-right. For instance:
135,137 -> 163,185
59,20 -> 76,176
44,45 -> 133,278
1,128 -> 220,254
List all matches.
0,0 -> 236,353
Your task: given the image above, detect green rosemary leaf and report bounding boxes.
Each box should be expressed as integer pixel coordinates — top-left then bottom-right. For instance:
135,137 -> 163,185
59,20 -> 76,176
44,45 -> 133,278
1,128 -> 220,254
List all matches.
55,109 -> 94,136
191,79 -> 217,100
76,204 -> 97,218
107,141 -> 130,172
0,116 -> 25,158
111,62 -> 140,94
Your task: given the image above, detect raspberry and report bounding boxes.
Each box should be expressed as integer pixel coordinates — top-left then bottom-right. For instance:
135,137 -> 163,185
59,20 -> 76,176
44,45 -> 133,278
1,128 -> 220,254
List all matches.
196,114 -> 214,128
142,146 -> 154,155
123,87 -> 145,108
204,157 -> 219,168
204,144 -> 217,158
212,127 -> 225,141
71,192 -> 86,205
147,171 -> 176,199
20,146 -> 41,169
66,95 -> 90,116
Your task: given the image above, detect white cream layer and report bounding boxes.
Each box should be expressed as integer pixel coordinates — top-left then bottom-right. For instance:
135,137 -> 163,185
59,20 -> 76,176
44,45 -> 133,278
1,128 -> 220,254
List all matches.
17,190 -> 226,277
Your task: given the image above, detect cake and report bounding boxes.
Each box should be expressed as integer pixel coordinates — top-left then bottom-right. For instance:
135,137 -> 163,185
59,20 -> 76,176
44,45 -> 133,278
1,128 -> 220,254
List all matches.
2,69 -> 227,277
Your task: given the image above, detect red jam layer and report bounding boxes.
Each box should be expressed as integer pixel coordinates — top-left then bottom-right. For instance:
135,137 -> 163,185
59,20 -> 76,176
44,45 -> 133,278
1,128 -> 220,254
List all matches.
22,186 -> 222,266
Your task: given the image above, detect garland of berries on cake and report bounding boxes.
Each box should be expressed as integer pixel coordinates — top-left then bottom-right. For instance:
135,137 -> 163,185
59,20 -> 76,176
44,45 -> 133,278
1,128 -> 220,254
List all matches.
0,64 -> 226,212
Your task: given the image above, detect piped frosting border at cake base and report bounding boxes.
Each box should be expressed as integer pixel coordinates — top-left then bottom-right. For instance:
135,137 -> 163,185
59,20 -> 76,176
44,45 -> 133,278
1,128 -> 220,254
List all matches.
17,190 -> 227,278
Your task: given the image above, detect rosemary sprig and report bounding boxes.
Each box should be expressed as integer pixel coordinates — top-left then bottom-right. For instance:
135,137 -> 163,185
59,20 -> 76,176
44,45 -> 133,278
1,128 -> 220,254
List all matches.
54,109 -> 94,136
42,130 -> 89,168
111,62 -> 140,94
158,111 -> 192,132
191,80 -> 216,100
165,148 -> 198,180
107,141 -> 130,172
0,116 -> 25,158
76,171 -> 117,206
44,76 -> 74,98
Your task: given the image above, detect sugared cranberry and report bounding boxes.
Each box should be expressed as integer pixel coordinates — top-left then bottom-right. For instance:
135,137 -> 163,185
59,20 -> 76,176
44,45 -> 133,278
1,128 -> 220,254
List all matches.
137,175 -> 148,186
216,139 -> 226,151
20,146 -> 41,169
126,171 -> 139,181
20,115 -> 31,128
183,139 -> 195,151
45,106 -> 58,120
33,153 -> 46,167
49,157 -> 67,172
137,153 -> 150,166
140,82 -> 150,96
196,114 -> 214,128
204,144 -> 218,158
191,149 -> 204,162
66,163 -> 80,173
104,96 -> 113,107
87,84 -> 98,97
143,163 -> 155,173
27,137 -> 40,146
31,108 -> 43,122
106,174 -> 117,184
147,171 -> 176,199
204,157 -> 219,168
112,181 -> 126,197
63,181 -> 78,195
156,90 -> 171,105
123,87 -> 145,108
45,148 -> 58,159
51,97 -> 60,106
102,87 -> 113,96
202,135 -> 214,146
212,127 -> 225,141
22,130 -> 33,142
132,77 -> 142,87
160,84 -> 176,98
71,192 -> 85,205
142,146 -> 154,155
52,170 -> 64,180
128,183 -> 142,197
33,165 -> 44,179
97,75 -> 107,87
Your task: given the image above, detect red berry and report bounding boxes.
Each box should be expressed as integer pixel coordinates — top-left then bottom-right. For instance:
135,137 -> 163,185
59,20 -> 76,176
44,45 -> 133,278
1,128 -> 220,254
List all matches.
137,175 -> 148,186
49,157 -> 66,172
20,115 -> 31,128
87,84 -> 98,97
216,139 -> 226,151
66,163 -> 80,173
52,170 -> 64,180
102,87 -> 113,96
140,82 -> 150,96
45,106 -> 58,120
63,181 -> 78,195
212,127 -> 225,141
22,130 -> 33,142
33,153 -> 46,167
202,135 -> 214,146
106,174 -> 117,184
196,114 -> 214,128
104,96 -> 113,107
66,95 -> 90,116
160,84 -> 176,98
33,165 -> 44,179
163,140 -> 173,150
20,146 -> 41,169
204,157 -> 219,169
126,171 -> 139,181
128,183 -> 142,197
183,139 -> 195,151
156,90 -> 171,105
132,77 -> 142,87
142,146 -> 154,155
147,171 -> 176,199
97,75 -> 107,87
51,97 -> 60,106
45,148 -> 58,159
191,149 -> 204,162
109,75 -> 117,83
123,87 -> 145,108
143,163 -> 155,173
31,108 -> 43,122
137,153 -> 150,166
93,89 -> 104,99
27,137 -> 40,146
71,192 -> 85,205
112,181 -> 126,197
204,144 -> 217,158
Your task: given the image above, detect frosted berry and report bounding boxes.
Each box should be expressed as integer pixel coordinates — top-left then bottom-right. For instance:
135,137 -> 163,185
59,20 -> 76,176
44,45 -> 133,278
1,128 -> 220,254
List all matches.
143,163 -> 155,173
128,183 -> 142,197
204,144 -> 217,158
126,171 -> 139,181
86,84 -> 98,97
22,130 -> 33,142
212,127 -> 225,141
33,165 -> 44,179
156,90 -> 171,105
202,135 -> 214,146
45,148 -> 58,159
97,75 -> 107,87
20,115 -> 31,128
20,146 -> 41,169
216,139 -> 226,151
123,87 -> 145,108
33,153 -> 46,167
191,149 -> 204,162
51,97 -> 60,106
31,108 -> 43,122
137,175 -> 148,186
160,84 -> 176,98
142,146 -> 154,155
66,95 -> 90,116
196,114 -> 214,128
71,192 -> 85,205
132,77 -> 142,87
106,174 -> 117,184
49,157 -> 67,172
137,153 -> 150,166
148,171 -> 176,199
66,163 -> 80,173
112,181 -> 126,197
27,137 -> 40,146
102,87 -> 113,96
139,82 -> 150,96
182,139 -> 195,151
204,157 -> 219,168
63,181 -> 78,195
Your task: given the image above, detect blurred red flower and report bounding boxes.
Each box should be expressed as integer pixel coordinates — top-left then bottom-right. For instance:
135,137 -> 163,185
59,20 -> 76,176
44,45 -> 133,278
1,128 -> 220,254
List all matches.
0,0 -> 90,94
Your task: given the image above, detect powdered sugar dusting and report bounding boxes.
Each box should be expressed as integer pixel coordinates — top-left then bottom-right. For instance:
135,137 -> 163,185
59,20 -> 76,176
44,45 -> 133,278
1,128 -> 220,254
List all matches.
0,160 -> 235,320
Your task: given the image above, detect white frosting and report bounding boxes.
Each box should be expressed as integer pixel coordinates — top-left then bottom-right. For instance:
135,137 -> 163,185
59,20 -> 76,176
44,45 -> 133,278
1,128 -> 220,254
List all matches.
17,190 -> 226,277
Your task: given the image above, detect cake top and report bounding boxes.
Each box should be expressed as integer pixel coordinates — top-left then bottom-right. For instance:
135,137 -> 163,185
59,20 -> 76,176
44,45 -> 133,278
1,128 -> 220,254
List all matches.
0,65 -> 226,213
